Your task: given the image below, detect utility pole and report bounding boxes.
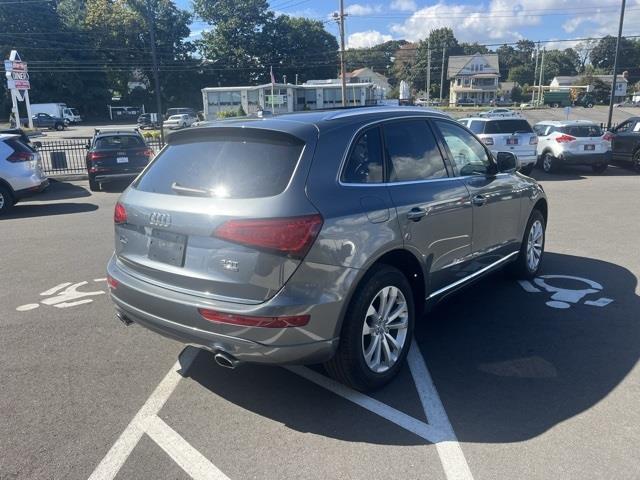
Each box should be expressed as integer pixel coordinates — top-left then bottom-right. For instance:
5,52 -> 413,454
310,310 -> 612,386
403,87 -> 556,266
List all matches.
537,47 -> 545,107
532,43 -> 539,105
295,73 -> 298,85
426,39 -> 431,104
439,47 -> 445,104
146,0 -> 164,145
607,0 -> 627,130
334,1 -> 348,107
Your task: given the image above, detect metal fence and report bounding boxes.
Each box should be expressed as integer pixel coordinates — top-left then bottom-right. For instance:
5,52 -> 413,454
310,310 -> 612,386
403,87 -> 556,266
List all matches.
36,137 -> 164,176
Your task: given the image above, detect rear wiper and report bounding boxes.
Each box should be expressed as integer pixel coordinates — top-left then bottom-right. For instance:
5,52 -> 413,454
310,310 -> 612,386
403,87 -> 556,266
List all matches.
171,182 -> 211,197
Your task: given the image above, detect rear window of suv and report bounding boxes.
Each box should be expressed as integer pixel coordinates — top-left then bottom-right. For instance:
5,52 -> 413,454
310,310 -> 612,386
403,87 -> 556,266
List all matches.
95,135 -> 145,149
135,129 -> 304,199
559,125 -> 602,137
482,119 -> 533,134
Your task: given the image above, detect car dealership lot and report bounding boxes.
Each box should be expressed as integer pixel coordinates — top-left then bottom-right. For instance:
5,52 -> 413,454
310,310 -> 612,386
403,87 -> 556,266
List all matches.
1,168 -> 639,480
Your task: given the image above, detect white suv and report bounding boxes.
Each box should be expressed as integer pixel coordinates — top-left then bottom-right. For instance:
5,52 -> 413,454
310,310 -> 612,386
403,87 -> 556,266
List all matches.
458,117 -> 538,174
533,121 -> 611,174
0,133 -> 49,214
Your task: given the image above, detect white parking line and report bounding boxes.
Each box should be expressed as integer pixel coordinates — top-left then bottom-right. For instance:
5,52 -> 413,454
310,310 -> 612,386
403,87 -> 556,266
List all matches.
87,347 -> 199,480
146,416 -> 230,480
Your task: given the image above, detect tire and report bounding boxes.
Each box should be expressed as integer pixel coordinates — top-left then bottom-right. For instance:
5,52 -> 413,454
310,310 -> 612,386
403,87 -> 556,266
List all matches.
324,264 -> 415,392
0,185 -> 14,215
633,151 -> 640,173
55,123 -> 64,131
586,103 -> 594,108
520,163 -> 534,176
591,163 -> 608,174
508,209 -> 546,280
542,152 -> 556,173
182,122 -> 187,128
88,175 -> 100,192
552,102 -> 560,108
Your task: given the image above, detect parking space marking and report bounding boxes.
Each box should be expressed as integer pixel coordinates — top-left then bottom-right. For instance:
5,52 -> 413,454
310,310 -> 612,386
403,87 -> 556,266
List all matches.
88,347 -> 200,480
146,416 -> 230,480
16,279 -> 107,312
519,274 -> 614,309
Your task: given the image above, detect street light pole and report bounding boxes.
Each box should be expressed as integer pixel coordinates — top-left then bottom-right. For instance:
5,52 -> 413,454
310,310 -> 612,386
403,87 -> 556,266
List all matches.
146,0 -> 164,145
607,0 -> 627,130
335,1 -> 347,107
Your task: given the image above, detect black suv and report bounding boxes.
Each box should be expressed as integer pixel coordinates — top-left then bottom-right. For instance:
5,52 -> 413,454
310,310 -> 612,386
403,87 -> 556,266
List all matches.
609,116 -> 640,172
85,129 -> 154,191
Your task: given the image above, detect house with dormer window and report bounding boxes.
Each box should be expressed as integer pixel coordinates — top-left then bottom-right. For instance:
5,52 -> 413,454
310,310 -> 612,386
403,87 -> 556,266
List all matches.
448,53 -> 500,105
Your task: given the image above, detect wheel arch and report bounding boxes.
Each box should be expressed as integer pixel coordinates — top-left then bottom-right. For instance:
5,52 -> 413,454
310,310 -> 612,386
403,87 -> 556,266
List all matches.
533,197 -> 548,225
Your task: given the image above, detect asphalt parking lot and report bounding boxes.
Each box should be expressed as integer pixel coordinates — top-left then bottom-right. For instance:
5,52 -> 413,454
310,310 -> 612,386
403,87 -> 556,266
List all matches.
1,165 -> 639,480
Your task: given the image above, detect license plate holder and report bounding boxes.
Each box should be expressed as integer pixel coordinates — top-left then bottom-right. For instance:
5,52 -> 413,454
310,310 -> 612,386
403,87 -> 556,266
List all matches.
584,144 -> 595,151
148,230 -> 187,267
507,138 -> 518,145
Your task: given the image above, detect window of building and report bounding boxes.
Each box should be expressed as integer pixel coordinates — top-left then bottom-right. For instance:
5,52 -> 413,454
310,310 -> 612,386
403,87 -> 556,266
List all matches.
383,120 -> 448,182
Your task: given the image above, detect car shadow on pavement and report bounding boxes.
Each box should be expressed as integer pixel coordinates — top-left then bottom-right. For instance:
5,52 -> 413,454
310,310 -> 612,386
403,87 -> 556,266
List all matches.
2,202 -> 98,219
19,179 -> 91,201
181,252 -> 637,446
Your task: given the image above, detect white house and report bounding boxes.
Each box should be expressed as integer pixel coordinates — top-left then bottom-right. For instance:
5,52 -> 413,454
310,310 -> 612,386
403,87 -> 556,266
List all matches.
550,74 -> 628,101
343,68 -> 391,97
448,53 -> 500,106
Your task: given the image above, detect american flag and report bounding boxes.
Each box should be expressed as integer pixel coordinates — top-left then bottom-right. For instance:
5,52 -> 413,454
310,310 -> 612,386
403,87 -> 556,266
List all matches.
270,66 -> 275,85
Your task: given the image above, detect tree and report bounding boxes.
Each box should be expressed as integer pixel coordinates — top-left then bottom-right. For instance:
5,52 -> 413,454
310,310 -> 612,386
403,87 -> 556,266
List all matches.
590,35 -> 639,71
497,44 -> 520,81
574,39 -> 597,72
508,64 -> 535,86
345,40 -> 407,86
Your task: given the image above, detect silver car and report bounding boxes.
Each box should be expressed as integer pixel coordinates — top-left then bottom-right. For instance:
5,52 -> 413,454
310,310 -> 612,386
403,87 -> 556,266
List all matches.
107,107 -> 548,391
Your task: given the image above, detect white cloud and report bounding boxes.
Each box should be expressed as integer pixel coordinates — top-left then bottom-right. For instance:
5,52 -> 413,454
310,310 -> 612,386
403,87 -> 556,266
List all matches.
390,0 -> 417,11
344,3 -> 382,15
347,30 -> 393,49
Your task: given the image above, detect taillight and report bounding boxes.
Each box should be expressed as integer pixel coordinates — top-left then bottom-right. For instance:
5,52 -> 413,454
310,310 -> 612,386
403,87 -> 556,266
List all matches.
482,137 -> 494,145
529,136 -> 538,145
602,132 -> 614,142
114,202 -> 127,224
7,151 -> 34,162
555,134 -> 576,143
213,214 -> 323,258
107,275 -> 119,290
198,308 -> 310,328
143,148 -> 154,158
87,151 -> 108,161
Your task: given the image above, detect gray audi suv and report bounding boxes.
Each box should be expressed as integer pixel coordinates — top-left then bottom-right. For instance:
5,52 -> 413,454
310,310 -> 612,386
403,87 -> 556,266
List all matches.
107,107 -> 548,391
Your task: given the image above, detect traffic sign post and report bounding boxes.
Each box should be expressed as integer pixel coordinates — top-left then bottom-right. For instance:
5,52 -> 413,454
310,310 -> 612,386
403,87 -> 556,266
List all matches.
4,51 -> 33,129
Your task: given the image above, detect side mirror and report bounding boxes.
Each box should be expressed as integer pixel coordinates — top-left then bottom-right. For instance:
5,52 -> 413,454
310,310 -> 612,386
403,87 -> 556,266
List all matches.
33,141 -> 42,149
496,151 -> 520,173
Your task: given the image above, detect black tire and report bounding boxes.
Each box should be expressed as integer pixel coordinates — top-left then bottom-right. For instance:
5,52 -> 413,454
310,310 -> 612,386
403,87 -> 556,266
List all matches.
633,151 -> 640,173
552,102 -> 560,108
542,152 -> 556,173
591,163 -> 608,174
324,264 -> 415,392
88,175 -> 100,192
0,185 -> 14,215
520,163 -> 534,176
55,123 -> 64,131
586,102 -> 594,108
507,209 -> 546,280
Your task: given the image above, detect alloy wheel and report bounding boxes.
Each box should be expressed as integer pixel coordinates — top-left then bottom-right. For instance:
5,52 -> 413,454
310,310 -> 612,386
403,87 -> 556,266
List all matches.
361,286 -> 409,373
543,154 -> 553,173
526,220 -> 544,272
0,192 -> 4,210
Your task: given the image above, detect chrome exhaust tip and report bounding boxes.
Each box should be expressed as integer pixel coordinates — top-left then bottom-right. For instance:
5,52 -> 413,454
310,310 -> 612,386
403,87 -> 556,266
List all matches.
115,312 -> 133,326
214,351 -> 238,369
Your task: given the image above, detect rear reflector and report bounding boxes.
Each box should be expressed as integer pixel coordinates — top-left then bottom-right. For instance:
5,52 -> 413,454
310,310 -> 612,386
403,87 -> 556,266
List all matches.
555,134 -> 576,143
107,275 -> 119,289
213,214 -> 323,258
114,202 -> 127,224
198,308 -> 310,328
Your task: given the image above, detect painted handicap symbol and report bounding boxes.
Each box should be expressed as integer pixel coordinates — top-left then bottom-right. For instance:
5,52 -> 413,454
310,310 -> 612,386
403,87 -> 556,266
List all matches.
519,275 -> 614,309
16,279 -> 107,312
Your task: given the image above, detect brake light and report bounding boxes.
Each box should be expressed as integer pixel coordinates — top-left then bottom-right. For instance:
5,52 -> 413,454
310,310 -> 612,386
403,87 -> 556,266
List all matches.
213,214 -> 323,258
198,308 -> 310,328
143,148 -> 154,158
114,202 -> 127,224
602,132 -> 614,142
555,134 -> 576,143
87,151 -> 108,161
7,151 -> 34,162
107,275 -> 119,290
482,137 -> 494,145
529,136 -> 538,145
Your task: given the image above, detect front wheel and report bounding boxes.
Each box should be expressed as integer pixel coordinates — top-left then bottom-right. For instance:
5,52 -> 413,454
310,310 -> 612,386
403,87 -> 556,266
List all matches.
508,209 -> 545,280
324,265 -> 415,392
0,185 -> 14,215
586,102 -> 594,108
55,123 -> 64,131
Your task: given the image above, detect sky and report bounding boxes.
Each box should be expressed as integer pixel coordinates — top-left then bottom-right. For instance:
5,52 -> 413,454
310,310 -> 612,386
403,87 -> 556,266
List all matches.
180,0 -> 640,51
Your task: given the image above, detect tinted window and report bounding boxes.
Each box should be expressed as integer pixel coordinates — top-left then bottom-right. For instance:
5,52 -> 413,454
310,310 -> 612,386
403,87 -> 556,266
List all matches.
560,125 -> 603,137
533,125 -> 548,136
342,128 -> 384,183
135,130 -> 303,199
484,119 -> 533,134
436,120 -> 491,176
467,120 -> 485,134
95,135 -> 145,149
383,120 -> 447,182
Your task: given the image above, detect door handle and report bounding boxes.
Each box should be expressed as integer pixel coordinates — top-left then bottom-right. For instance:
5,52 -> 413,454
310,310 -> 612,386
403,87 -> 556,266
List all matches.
407,207 -> 427,221
472,194 -> 487,206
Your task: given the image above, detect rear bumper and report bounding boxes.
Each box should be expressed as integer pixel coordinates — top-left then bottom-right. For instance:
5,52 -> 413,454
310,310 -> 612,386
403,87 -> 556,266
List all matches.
14,178 -> 49,200
558,151 -> 611,165
94,172 -> 142,183
107,254 -> 356,365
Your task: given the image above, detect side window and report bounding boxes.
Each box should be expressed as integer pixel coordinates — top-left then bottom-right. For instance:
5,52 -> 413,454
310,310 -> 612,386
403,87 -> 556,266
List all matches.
435,120 -> 492,176
382,120 -> 448,182
534,125 -> 548,136
341,127 -> 384,184
467,120 -> 485,134
615,121 -> 631,133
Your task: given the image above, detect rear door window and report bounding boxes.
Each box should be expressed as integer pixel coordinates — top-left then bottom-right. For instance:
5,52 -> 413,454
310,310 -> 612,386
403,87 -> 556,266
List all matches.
560,125 -> 603,137
95,135 -> 145,149
135,129 -> 304,199
341,127 -> 384,183
484,119 -> 533,134
383,120 -> 448,182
